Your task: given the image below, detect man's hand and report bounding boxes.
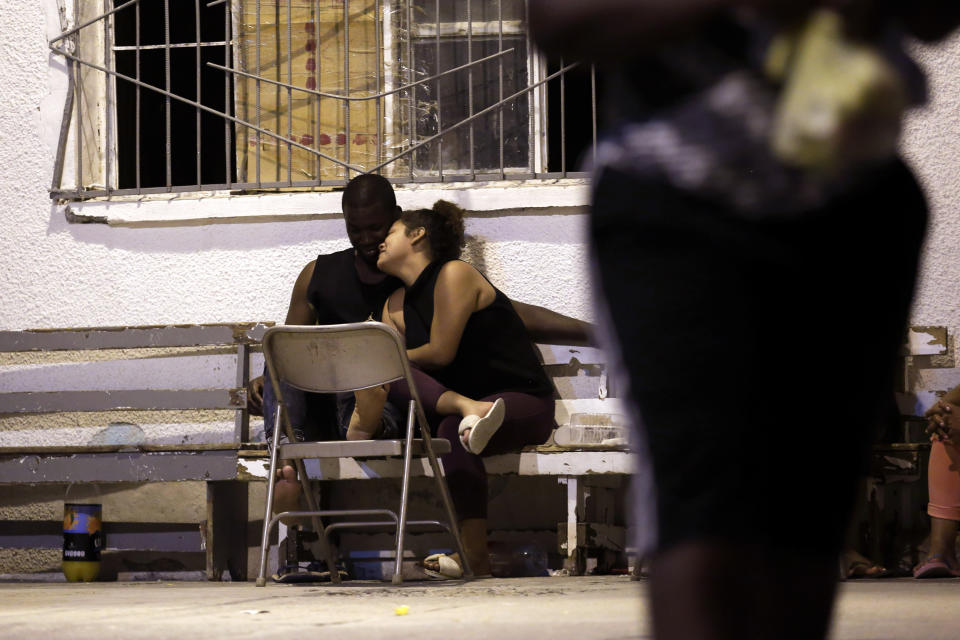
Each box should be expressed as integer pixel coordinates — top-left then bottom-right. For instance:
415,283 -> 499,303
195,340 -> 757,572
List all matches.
248,375 -> 265,417
925,399 -> 957,443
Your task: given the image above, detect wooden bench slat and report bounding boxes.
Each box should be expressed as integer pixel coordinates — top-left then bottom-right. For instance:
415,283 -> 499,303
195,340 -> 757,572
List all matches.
0,389 -> 246,413
0,450 -> 238,483
0,323 -> 271,352
0,443 -> 240,455
280,438 -> 451,459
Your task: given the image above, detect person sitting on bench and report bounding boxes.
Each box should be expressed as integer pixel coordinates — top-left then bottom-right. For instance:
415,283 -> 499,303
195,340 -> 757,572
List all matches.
376,200 -> 557,578
247,174 -> 592,523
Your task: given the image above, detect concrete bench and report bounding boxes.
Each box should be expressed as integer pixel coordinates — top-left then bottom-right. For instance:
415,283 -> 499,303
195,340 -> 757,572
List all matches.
0,324 -> 632,579
0,323 -> 267,580
5,322 -> 951,579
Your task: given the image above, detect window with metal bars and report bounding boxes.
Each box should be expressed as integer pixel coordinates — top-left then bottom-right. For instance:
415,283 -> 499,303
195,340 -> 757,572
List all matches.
48,0 -> 595,199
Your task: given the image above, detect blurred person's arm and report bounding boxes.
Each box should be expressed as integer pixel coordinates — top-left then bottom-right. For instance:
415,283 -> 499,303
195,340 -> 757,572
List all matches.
529,0 -> 816,60
529,0 -> 960,61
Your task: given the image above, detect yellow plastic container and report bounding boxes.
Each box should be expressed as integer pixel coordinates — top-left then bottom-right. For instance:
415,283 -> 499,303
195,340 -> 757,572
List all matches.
62,503 -> 103,582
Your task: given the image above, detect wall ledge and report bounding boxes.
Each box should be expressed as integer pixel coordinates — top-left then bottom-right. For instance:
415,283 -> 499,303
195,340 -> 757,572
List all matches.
56,179 -> 591,226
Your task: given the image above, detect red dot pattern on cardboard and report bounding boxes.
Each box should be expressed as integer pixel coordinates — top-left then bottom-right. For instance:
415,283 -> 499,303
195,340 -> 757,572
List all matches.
318,133 -> 331,146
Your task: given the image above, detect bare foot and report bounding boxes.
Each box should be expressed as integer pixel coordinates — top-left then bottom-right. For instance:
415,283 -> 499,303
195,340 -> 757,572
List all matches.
273,463 -> 303,525
843,549 -> 887,578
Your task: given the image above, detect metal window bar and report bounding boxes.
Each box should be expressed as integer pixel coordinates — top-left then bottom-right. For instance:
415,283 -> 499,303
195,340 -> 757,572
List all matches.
196,0 -> 203,189
406,0 -> 414,181
74,0 -> 82,199
498,0 -> 504,180
136,0 -> 141,190
103,0 -> 113,194
375,0 -> 383,173
466,0 -> 474,180
48,0 -> 594,200
223,0 -> 232,189
435,0 -> 442,182
344,0 -> 351,180
286,0 -> 292,186
255,0 -> 261,186
164,0 -> 172,189
560,56 -> 566,177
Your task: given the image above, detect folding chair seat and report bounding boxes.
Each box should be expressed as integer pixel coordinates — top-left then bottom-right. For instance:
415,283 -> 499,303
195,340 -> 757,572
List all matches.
255,322 -> 470,586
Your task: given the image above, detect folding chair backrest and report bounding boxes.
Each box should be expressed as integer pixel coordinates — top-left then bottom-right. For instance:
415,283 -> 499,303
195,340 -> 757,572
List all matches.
263,323 -> 408,394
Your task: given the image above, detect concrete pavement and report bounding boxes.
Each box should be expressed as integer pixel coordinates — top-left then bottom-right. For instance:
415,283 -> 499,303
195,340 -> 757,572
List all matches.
1,576 -> 958,639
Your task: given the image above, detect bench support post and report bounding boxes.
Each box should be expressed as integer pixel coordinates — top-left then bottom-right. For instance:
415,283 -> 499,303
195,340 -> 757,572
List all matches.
206,480 -> 249,581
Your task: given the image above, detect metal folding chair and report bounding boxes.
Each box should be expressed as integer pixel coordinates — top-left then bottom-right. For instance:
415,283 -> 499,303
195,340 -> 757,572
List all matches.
255,322 -> 471,586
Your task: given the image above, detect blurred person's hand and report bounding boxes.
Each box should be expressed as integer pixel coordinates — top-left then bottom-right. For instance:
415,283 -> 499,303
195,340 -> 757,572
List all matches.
925,399 -> 958,443
248,375 -> 264,417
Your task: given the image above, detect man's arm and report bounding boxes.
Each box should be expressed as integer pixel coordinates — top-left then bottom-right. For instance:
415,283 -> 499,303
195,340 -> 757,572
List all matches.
248,261 -> 319,416
511,300 -> 595,346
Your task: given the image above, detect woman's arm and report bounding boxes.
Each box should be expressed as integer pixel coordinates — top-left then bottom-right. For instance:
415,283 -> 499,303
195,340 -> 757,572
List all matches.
406,261 -> 493,369
381,288 -> 405,335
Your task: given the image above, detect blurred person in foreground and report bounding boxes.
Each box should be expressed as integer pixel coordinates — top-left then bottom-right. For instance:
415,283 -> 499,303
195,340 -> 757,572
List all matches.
531,2 -> 960,639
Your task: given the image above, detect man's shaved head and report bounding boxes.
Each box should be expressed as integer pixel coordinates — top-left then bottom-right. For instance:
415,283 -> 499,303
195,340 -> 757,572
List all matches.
342,173 -> 397,211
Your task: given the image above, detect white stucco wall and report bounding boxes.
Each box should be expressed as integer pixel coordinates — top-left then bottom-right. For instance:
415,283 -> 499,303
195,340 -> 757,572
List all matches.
903,32 -> 960,333
0,3 -> 592,332
1,5 -> 958,364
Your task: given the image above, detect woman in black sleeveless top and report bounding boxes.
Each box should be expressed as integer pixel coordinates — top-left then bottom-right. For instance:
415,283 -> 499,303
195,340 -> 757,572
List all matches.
377,200 -> 556,578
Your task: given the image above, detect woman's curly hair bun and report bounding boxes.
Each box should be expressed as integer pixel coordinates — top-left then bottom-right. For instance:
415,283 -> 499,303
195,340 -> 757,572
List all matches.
400,199 -> 466,262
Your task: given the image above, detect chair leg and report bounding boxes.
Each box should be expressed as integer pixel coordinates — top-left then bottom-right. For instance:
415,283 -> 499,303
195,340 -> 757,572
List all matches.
392,400 -> 418,584
256,406 -> 283,587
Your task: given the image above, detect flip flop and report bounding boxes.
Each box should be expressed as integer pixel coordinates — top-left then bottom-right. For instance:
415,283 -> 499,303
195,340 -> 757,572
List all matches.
271,562 -> 349,583
420,553 -> 464,580
458,398 -> 505,454
913,555 -> 960,579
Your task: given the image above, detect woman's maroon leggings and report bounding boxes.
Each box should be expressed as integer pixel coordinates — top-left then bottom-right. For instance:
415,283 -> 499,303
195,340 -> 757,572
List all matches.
389,368 -> 555,520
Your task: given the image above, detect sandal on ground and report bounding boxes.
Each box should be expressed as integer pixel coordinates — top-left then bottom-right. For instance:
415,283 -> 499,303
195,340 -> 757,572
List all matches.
272,561 -> 349,583
913,554 -> 960,579
420,553 -> 464,580
458,398 -> 505,454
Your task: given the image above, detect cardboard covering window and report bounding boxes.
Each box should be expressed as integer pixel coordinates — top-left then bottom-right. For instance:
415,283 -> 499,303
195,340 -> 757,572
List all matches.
235,0 -> 388,182
234,0 -> 530,183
